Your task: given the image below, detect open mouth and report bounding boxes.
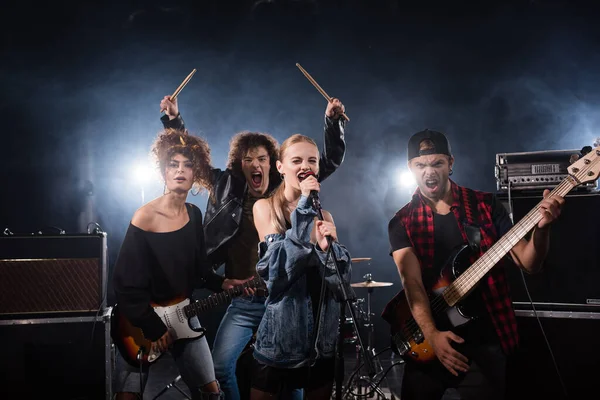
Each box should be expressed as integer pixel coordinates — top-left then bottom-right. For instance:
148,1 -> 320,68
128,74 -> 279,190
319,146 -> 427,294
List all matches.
425,178 -> 439,190
250,172 -> 263,188
297,171 -> 314,182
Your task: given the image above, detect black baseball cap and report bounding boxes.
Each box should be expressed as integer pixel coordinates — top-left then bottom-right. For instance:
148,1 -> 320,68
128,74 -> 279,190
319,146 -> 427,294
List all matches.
407,129 -> 452,160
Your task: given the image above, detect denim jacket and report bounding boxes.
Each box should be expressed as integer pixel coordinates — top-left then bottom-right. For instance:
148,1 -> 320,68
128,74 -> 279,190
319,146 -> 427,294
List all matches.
253,195 -> 353,368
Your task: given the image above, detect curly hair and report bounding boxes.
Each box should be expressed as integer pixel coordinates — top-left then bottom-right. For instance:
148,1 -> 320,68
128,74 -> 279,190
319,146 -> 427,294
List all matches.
150,128 -> 214,194
226,131 -> 279,184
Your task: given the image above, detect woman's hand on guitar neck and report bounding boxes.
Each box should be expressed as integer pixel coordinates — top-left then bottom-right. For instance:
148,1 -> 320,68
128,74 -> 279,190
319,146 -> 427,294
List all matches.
428,330 -> 469,376
222,276 -> 256,296
152,330 -> 174,354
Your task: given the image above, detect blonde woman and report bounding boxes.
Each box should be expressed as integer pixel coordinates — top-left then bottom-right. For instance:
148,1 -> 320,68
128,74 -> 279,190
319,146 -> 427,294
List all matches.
250,134 -> 352,399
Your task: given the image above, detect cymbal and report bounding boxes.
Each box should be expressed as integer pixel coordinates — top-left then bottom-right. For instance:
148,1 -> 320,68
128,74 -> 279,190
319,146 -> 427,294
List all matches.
351,258 -> 372,263
350,280 -> 393,288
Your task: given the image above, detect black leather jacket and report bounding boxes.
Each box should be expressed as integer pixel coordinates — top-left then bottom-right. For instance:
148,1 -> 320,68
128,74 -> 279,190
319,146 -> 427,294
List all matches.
161,114 -> 346,271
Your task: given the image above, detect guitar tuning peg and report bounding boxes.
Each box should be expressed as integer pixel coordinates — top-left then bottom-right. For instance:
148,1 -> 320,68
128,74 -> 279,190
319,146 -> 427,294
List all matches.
569,153 -> 580,165
581,146 -> 593,156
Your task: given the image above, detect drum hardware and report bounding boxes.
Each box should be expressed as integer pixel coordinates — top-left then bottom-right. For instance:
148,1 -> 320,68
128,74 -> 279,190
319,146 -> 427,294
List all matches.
342,317 -> 358,345
339,273 -> 398,399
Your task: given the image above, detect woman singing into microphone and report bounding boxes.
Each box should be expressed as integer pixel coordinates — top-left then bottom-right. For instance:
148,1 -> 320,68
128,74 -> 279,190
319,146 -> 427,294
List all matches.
249,134 -> 353,400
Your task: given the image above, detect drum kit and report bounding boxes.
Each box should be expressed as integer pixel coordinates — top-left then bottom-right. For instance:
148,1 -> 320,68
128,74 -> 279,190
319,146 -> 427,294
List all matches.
334,257 -> 400,400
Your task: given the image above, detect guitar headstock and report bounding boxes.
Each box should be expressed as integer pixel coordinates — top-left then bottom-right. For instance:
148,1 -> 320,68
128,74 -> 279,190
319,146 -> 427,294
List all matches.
568,144 -> 600,185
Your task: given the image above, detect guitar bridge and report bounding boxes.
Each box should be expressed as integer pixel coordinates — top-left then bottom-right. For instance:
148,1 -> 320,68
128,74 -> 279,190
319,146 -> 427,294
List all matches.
392,333 -> 411,356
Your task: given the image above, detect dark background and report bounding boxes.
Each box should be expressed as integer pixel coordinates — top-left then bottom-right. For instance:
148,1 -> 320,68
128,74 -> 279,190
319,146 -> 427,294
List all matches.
1,0 -> 600,398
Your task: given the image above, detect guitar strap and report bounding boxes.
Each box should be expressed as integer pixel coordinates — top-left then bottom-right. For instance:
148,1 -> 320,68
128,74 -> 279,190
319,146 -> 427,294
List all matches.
187,202 -> 196,225
456,189 -> 492,319
188,202 -> 200,259
457,189 -> 482,250
188,203 -> 207,293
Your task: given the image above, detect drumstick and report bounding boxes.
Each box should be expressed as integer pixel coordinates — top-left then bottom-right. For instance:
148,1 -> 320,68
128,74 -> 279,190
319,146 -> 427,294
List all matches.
161,68 -> 197,113
295,63 -> 349,121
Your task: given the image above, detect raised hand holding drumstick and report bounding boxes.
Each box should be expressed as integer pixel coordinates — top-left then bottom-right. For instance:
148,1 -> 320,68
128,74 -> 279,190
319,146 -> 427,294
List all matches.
160,68 -> 197,114
296,63 -> 349,121
326,98 -> 346,120
160,96 -> 180,120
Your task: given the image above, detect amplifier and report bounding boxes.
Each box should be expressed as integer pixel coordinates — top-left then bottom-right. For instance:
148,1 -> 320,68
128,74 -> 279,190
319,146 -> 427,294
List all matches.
0,233 -> 107,316
498,192 -> 600,309
495,149 -> 598,192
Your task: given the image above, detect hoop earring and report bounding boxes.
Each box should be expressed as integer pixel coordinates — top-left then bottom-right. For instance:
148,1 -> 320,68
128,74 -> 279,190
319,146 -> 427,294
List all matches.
191,183 -> 200,196
280,173 -> 285,180
449,169 -> 453,176
163,184 -> 171,195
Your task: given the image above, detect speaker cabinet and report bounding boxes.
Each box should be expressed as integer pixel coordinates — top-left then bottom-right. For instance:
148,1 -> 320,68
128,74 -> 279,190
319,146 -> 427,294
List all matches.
497,192 -> 600,309
0,233 -> 107,316
0,318 -> 112,399
507,316 -> 600,400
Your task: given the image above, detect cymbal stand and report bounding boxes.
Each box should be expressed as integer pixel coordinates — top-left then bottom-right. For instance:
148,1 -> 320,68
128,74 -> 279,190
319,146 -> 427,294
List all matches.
343,274 -> 388,399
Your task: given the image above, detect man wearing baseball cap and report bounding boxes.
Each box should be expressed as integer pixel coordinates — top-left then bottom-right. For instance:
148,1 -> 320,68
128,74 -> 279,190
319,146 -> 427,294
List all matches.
384,129 -> 565,399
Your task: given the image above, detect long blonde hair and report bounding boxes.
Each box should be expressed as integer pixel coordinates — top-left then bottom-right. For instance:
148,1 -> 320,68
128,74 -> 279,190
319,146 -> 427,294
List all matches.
267,134 -> 319,234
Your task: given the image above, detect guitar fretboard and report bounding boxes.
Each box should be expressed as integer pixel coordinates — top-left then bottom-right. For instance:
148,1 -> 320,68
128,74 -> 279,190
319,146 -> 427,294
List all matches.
183,278 -> 263,317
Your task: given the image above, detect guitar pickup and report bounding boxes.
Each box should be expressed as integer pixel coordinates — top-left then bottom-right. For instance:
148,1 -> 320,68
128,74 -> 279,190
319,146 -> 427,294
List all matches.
412,330 -> 424,344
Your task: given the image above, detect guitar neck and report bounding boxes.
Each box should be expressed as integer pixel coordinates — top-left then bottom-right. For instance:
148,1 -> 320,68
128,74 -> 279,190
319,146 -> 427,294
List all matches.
443,177 -> 577,306
184,279 -> 259,317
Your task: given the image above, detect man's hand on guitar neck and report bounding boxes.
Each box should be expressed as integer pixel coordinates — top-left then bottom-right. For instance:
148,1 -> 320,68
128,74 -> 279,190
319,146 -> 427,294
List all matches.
152,330 -> 174,355
427,329 -> 469,377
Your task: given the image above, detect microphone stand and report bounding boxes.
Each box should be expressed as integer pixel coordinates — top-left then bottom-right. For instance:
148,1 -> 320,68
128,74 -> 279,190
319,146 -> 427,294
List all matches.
309,192 -> 375,400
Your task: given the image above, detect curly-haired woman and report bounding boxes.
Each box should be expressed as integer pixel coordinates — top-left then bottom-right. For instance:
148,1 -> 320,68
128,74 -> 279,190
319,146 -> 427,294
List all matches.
112,128 -> 249,400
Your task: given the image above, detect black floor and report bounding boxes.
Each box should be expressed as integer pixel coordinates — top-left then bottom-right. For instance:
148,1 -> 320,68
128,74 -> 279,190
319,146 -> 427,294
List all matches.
139,346 -> 462,400
2,311 -> 598,399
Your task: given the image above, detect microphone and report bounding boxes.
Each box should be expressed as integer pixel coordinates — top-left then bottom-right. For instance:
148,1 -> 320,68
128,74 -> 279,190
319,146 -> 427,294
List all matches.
301,170 -> 321,210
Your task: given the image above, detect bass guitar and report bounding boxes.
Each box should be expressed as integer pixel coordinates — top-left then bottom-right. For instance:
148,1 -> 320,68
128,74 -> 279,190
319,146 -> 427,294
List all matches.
381,145 -> 600,365
111,276 -> 265,366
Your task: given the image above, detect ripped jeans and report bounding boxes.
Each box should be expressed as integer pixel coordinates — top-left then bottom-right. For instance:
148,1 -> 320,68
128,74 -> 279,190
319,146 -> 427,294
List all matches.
113,320 -> 223,399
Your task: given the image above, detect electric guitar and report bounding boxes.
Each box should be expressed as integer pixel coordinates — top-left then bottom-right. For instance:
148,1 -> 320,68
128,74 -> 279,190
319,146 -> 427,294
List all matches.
381,145 -> 600,365
111,276 -> 266,366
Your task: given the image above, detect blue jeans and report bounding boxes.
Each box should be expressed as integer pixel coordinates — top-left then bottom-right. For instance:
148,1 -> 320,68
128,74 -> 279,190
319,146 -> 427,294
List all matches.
212,296 -> 303,400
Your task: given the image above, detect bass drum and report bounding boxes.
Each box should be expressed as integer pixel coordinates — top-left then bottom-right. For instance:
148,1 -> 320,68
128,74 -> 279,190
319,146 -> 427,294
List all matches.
236,333 -> 256,400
